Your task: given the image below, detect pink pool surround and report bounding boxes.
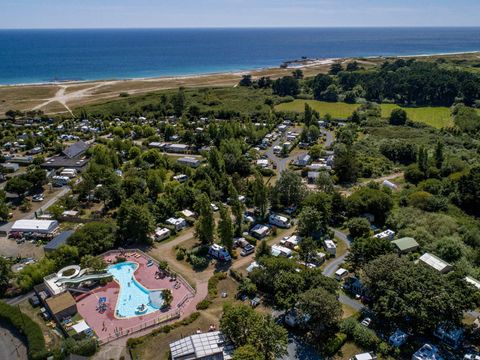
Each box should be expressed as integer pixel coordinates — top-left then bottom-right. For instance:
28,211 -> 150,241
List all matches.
75,250 -> 195,344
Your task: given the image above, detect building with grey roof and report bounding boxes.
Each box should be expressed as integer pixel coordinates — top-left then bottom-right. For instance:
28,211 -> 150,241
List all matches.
169,331 -> 233,360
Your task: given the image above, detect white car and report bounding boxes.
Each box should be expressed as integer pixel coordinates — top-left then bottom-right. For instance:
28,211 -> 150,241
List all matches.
210,203 -> 219,212
361,317 -> 372,327
32,194 -> 44,202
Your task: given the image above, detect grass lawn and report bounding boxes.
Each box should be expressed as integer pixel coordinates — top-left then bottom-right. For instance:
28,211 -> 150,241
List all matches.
275,100 -> 454,129
334,341 -> 366,360
131,277 -> 239,360
18,300 -> 63,350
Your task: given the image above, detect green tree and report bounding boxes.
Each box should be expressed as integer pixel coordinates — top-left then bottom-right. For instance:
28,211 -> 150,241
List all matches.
434,141 -> 444,169
298,206 -> 326,238
172,89 -> 185,117
298,237 -> 317,263
347,236 -> 393,269
5,176 -> 31,197
329,63 -> 343,75
194,193 -> 215,245
220,303 -> 288,360
272,76 -> 300,97
457,167 -> 480,216
292,69 -> 304,79
218,204 -> 234,253
116,200 -> 155,245
347,217 -> 371,240
389,108 -> 408,125
274,171 -> 305,207
252,173 -> 269,220
298,287 -> 343,333
80,255 -> 106,272
68,221 -> 117,256
362,254 -> 477,334
0,257 -> 12,296
239,75 -> 253,87
232,345 -> 262,360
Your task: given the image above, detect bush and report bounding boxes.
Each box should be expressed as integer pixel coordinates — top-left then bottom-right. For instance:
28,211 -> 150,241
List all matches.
340,318 -> 380,350
189,255 -> 209,270
322,332 -> 347,356
208,272 -> 227,298
64,337 -> 98,357
196,299 -> 212,310
176,248 -> 186,261
0,301 -> 47,359
229,269 -> 244,282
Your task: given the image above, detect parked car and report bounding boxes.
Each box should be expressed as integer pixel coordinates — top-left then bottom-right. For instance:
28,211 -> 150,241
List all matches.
29,295 -> 40,307
361,317 -> 372,327
32,194 -> 44,202
241,244 -> 255,256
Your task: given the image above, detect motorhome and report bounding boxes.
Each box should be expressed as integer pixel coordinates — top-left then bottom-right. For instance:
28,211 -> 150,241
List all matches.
208,244 -> 232,262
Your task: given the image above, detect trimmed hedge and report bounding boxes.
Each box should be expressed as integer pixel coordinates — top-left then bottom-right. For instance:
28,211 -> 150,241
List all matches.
322,332 -> 347,356
0,301 -> 47,360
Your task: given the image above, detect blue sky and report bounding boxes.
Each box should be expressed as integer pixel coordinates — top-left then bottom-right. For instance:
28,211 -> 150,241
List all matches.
1,0 -> 480,28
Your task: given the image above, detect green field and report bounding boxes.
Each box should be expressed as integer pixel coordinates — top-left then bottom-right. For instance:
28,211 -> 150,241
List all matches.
275,100 -> 454,129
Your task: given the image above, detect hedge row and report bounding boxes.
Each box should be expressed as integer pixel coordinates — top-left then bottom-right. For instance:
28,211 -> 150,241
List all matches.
0,301 -> 47,360
322,332 -> 347,356
127,312 -> 200,349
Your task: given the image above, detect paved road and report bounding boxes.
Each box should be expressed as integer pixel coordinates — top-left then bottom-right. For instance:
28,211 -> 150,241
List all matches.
321,128 -> 335,147
0,325 -> 28,360
23,186 -> 71,220
323,228 -> 364,312
3,291 -> 34,306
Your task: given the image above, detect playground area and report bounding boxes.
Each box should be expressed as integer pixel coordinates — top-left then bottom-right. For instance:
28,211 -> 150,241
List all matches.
75,250 -> 195,344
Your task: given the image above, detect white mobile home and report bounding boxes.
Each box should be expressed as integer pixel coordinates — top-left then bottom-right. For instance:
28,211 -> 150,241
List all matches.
154,227 -> 171,241
323,240 -> 337,256
269,214 -> 291,228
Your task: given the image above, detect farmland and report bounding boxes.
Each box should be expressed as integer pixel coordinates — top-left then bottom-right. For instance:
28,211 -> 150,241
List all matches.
275,99 -> 455,129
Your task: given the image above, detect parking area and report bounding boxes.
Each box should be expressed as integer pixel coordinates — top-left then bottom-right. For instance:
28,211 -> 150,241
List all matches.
0,236 -> 44,260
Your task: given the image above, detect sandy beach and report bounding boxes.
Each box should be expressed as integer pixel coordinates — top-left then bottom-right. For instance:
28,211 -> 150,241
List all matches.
0,51 -> 478,115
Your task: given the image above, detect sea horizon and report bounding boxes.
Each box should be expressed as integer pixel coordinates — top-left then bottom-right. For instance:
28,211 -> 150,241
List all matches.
1,27 -> 480,85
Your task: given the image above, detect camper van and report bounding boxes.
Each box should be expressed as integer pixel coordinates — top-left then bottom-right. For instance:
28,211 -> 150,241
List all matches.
52,176 -> 69,187
269,214 -> 291,228
208,244 -> 232,262
60,168 -> 77,178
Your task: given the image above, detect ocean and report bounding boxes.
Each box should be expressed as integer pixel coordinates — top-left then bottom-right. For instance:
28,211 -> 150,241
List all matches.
1,27 -> 480,85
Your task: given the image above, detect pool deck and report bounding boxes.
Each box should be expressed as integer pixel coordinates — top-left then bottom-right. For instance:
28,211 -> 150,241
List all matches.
75,251 -> 195,344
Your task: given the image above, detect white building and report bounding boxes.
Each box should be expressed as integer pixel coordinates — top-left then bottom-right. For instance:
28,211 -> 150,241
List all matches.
173,174 -> 188,183
181,209 -> 196,218
169,331 -> 233,360
350,353 -> 377,360
418,253 -> 452,274
250,224 -> 270,239
166,217 -> 187,231
256,159 -> 269,168
177,157 -> 201,168
11,220 -> 59,235
335,268 -> 349,281
154,227 -> 171,241
373,229 -> 395,241
166,144 -> 189,153
323,240 -> 337,256
412,344 -> 444,360
271,245 -> 292,258
269,214 -> 291,228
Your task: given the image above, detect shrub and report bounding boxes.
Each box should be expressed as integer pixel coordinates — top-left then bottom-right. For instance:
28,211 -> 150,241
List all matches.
0,301 -> 47,359
176,248 -> 186,261
196,299 -> 212,310
64,337 -> 98,357
189,255 -> 209,270
322,332 -> 347,356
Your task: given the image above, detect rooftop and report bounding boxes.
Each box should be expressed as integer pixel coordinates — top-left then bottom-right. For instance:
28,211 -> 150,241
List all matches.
63,141 -> 89,159
44,230 -> 75,251
392,237 -> 419,252
419,253 -> 452,273
46,291 -> 76,315
170,331 -> 233,360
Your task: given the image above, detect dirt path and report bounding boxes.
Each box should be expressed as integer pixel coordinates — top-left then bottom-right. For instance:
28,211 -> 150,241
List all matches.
32,81 -> 116,115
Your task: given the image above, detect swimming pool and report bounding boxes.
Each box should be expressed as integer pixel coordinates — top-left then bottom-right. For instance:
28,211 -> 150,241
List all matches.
107,261 -> 163,318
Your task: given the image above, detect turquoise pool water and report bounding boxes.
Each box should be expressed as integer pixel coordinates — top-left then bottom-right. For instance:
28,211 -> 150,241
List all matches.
107,261 -> 163,318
